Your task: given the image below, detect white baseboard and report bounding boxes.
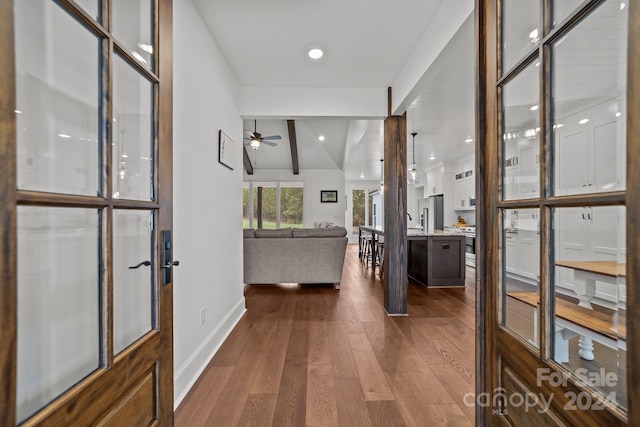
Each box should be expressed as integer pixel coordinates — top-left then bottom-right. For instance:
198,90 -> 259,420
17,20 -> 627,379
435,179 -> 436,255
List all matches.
173,297 -> 246,409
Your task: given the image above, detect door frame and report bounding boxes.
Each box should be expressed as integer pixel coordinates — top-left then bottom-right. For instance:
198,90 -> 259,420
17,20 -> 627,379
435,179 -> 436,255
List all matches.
475,0 -> 640,425
0,0 -> 174,424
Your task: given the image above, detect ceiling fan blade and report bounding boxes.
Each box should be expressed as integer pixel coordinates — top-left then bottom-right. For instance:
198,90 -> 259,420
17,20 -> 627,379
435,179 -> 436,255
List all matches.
261,135 -> 282,141
262,140 -> 278,147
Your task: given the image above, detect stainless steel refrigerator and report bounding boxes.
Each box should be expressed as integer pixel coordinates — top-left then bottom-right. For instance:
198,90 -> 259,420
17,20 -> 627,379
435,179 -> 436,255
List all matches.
422,194 -> 444,233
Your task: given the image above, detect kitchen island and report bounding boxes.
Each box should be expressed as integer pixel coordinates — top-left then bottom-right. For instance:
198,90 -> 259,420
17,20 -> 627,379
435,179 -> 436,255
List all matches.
358,226 -> 466,287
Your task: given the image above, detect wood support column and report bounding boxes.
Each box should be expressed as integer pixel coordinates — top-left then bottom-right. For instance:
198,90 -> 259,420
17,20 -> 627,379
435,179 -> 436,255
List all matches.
383,109 -> 408,315
257,186 -> 263,229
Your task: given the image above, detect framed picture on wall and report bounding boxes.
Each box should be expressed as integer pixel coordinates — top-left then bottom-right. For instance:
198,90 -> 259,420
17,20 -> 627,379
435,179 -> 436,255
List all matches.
218,130 -> 234,170
320,190 -> 338,203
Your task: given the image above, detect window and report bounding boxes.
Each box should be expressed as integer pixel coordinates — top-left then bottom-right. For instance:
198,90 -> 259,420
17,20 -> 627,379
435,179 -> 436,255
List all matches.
243,181 -> 303,229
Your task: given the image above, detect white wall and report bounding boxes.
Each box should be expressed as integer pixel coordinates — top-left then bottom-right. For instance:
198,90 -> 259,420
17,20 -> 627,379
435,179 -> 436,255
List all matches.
173,0 -> 245,408
247,169 -> 346,227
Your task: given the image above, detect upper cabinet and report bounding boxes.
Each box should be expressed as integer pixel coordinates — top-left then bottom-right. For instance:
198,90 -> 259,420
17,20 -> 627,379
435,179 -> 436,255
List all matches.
503,137 -> 540,200
453,157 -> 475,211
554,101 -> 626,196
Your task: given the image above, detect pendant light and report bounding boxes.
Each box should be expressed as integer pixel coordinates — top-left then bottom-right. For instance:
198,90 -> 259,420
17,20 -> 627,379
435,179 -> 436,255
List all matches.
408,132 -> 423,185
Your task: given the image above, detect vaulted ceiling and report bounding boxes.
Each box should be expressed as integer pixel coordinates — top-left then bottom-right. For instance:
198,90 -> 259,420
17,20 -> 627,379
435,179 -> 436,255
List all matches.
192,0 -> 476,179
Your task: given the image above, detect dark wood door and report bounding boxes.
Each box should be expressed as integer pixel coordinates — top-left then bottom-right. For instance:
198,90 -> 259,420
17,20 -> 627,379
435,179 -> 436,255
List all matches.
0,0 -> 174,425
477,0 -> 639,425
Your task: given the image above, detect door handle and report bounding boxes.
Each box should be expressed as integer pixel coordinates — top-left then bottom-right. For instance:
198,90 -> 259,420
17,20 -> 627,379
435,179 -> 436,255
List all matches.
162,260 -> 180,269
129,260 -> 151,269
162,230 -> 178,285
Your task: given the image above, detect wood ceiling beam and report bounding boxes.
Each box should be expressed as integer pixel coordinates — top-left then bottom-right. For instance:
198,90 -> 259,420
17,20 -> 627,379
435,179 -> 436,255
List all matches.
243,146 -> 254,175
287,120 -> 300,175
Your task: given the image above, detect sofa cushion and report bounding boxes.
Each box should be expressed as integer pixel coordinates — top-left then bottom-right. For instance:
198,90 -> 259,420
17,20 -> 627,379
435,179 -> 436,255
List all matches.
293,227 -> 347,238
255,228 -> 293,238
314,221 -> 335,228
243,228 -> 256,238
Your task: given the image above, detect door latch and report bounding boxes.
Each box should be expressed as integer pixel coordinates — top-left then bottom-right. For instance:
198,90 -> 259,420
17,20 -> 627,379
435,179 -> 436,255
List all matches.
162,230 -> 179,285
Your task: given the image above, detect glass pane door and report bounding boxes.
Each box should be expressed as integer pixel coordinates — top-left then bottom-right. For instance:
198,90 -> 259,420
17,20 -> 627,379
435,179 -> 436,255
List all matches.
10,0 -> 165,423
487,0 -> 632,423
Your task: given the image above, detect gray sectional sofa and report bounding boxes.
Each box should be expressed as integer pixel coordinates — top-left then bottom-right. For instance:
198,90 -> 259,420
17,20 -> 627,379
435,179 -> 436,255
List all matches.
243,227 -> 348,289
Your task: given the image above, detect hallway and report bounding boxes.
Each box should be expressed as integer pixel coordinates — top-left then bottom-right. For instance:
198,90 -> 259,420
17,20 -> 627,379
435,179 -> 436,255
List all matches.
175,244 -> 476,426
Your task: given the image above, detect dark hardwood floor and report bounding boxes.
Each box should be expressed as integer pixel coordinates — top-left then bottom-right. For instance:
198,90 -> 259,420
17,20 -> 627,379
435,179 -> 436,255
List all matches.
175,244 -> 477,426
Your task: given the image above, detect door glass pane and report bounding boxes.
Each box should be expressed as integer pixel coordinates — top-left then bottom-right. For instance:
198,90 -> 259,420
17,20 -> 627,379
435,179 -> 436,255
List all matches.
280,182 -> 304,228
112,0 -> 154,69
14,1 -> 100,196
502,209 -> 540,347
352,189 -> 366,235
502,0 -> 540,72
75,0 -> 100,22
552,0 -> 627,196
113,210 -> 153,355
113,53 -> 153,201
553,0 -> 586,28
552,206 -> 626,410
17,207 -> 100,423
502,62 -> 540,200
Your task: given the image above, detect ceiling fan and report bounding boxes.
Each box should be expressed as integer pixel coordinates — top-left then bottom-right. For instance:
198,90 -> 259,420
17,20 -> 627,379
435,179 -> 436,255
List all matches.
244,120 -> 282,150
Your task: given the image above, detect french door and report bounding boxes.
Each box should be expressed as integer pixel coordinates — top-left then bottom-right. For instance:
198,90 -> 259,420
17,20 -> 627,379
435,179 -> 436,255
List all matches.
0,0 -> 174,425
477,0 -> 638,425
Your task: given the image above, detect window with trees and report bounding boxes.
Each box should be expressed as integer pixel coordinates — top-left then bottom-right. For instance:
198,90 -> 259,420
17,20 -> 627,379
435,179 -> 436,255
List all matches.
243,181 -> 303,229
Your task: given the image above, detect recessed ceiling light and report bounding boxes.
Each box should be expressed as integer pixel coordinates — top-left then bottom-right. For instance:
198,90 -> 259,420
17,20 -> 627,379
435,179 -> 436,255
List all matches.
15,110 -> 22,114
58,133 -> 71,138
535,62 -> 540,67
530,105 -> 539,111
620,2 -> 626,11
579,118 -> 589,125
308,48 -> 323,59
318,135 -> 325,141
360,172 -> 365,179
465,138 -> 473,143
616,112 -> 622,117
429,154 -> 436,160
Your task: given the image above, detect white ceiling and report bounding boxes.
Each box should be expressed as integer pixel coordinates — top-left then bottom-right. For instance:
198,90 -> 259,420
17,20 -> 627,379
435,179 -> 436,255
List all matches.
193,0 -> 446,88
194,0 -> 476,180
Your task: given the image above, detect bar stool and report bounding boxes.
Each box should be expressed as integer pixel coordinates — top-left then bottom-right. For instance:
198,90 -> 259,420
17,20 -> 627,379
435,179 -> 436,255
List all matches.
361,234 -> 373,265
375,235 -> 384,277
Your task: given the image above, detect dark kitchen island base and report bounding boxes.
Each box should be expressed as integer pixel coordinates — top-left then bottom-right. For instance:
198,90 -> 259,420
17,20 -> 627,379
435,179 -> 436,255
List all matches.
407,234 -> 466,287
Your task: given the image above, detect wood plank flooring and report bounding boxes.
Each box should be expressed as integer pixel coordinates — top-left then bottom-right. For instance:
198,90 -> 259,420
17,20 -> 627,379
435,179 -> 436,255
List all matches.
175,244 -> 477,426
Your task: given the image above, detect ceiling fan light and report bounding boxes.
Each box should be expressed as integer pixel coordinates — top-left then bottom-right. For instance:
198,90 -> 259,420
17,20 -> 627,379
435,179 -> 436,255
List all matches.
250,138 -> 261,149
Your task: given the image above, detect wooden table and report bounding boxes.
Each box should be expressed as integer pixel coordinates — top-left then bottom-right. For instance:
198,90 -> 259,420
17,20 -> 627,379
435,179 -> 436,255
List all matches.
554,260 -> 626,360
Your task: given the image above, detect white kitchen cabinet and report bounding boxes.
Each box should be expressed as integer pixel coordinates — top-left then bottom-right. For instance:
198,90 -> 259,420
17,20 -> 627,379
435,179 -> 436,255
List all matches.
425,169 -> 443,196
519,143 -> 539,198
519,229 -> 539,281
503,210 -> 540,284
453,167 -> 475,211
504,168 -> 518,200
555,107 -> 624,195
505,234 -> 518,274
